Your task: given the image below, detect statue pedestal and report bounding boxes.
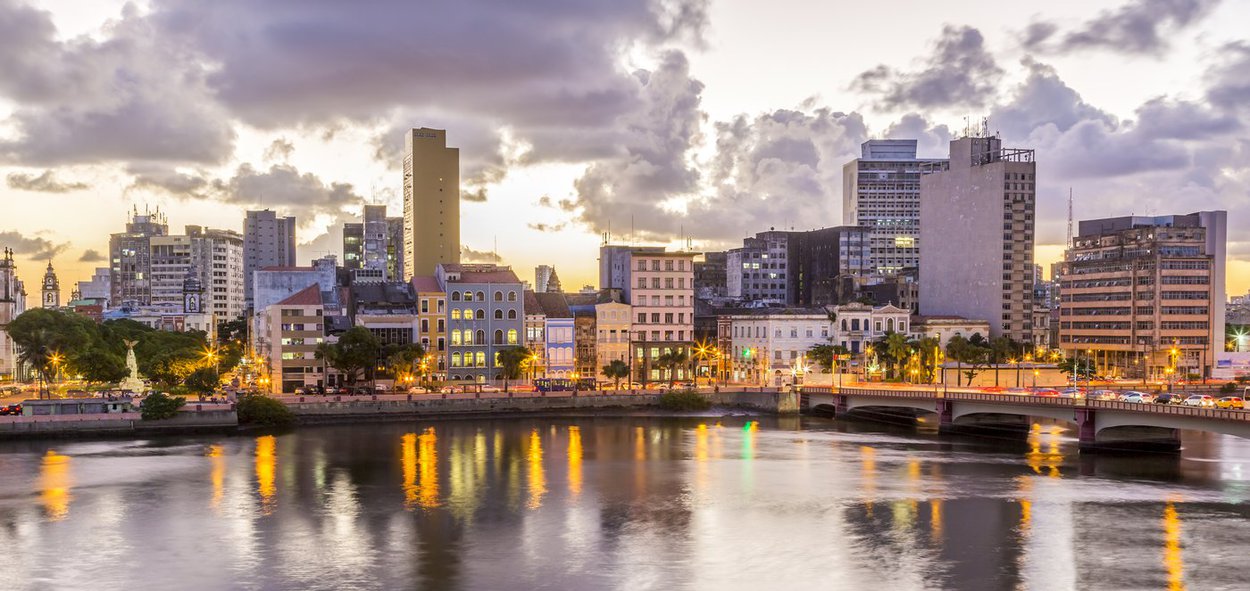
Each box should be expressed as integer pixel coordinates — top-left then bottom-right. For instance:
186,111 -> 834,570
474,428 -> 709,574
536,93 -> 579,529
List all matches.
119,377 -> 145,393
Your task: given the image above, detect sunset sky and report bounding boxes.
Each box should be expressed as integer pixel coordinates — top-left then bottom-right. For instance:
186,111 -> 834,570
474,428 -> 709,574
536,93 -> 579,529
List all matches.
1,0 -> 1247,295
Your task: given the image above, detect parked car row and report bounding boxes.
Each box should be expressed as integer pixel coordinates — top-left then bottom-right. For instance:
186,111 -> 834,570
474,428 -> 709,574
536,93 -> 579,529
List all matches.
0,403 -> 22,415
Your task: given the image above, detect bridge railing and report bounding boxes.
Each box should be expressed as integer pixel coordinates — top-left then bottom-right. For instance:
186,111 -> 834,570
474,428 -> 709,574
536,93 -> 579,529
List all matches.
1086,399 -> 1250,421
944,391 -> 1076,407
836,387 -> 943,400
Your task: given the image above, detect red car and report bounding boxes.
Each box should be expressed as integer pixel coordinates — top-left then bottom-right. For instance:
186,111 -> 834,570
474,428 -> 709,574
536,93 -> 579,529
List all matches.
1033,389 -> 1061,397
0,403 -> 22,416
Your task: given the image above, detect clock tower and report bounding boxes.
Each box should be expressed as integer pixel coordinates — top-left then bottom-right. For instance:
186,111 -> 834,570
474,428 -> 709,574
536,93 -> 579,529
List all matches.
41,261 -> 60,309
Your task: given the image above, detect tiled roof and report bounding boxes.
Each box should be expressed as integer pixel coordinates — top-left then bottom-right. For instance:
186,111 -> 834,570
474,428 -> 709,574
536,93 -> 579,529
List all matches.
523,290 -> 543,315
276,284 -> 323,306
535,292 -> 572,318
410,275 -> 441,293
453,269 -> 521,283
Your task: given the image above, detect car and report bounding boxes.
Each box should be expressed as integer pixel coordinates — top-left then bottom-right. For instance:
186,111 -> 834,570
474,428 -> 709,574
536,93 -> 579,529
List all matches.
1056,388 -> 1081,398
1119,391 -> 1152,403
478,385 -> 502,393
1216,396 -> 1244,410
1033,388 -> 1062,397
1153,393 -> 1184,405
374,384 -> 388,392
1184,394 -> 1216,407
293,387 -> 307,395
1091,389 -> 1119,401
0,403 -> 21,416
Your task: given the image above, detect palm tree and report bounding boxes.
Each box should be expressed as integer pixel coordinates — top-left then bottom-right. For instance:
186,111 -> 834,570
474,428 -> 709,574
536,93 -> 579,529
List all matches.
602,359 -> 630,390
884,332 -> 911,381
656,350 -> 689,387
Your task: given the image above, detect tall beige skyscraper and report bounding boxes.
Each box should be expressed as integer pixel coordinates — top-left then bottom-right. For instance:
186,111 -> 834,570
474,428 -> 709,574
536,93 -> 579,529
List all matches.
402,128 -> 460,280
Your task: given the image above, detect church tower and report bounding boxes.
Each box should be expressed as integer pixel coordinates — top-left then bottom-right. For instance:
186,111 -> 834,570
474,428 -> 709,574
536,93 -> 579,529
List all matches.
41,261 -> 60,309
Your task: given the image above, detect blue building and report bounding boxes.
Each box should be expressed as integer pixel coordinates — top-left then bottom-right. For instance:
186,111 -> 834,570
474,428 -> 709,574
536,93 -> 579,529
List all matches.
437,264 -> 524,384
534,292 -> 574,378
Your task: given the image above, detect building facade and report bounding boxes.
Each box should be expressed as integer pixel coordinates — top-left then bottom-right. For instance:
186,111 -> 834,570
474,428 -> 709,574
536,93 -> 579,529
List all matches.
828,303 -> 911,354
787,226 -> 871,306
919,135 -> 1036,342
110,208 -> 170,307
259,284 -> 326,393
842,139 -> 947,276
1057,211 -> 1227,379
411,276 -> 447,380
600,245 -> 696,383
726,309 -> 830,386
438,264 -> 523,383
726,230 -> 791,303
344,204 -> 402,283
0,250 -> 27,381
243,209 -> 297,309
40,261 -> 59,309
693,251 -> 727,300
402,128 -> 460,279
536,292 -> 574,378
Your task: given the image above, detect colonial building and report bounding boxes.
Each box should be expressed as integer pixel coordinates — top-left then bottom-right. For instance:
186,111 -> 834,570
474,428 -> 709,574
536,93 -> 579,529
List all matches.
0,249 -> 27,381
599,245 -> 696,384
439,264 -> 524,383
411,275 -> 447,380
910,315 -> 993,349
828,303 -> 912,354
724,308 -> 830,386
535,292 -> 574,378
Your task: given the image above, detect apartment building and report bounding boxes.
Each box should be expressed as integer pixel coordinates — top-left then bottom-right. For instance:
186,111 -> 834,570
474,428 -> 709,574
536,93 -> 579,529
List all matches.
725,309 -> 830,386
599,245 -> 696,383
842,139 -> 947,276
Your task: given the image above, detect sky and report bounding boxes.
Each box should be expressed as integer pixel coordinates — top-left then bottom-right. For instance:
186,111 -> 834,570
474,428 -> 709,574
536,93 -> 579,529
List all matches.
1,0 -> 1247,296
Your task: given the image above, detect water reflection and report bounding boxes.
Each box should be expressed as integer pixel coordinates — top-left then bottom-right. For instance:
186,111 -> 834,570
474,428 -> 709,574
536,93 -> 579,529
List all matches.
527,428 -> 546,509
1163,500 -> 1185,591
39,450 -> 71,521
208,444 -> 224,510
1026,423 -> 1065,478
255,435 -> 276,514
567,426 -> 583,498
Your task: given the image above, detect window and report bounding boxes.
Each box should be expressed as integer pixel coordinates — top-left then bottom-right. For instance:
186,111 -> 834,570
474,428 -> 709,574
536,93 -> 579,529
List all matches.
476,309 -> 485,319
475,352 -> 486,367
637,313 -> 646,324
508,291 -> 517,302
463,330 -> 473,345
638,278 -> 646,288
494,291 -> 503,301
420,319 -> 429,332
476,291 -> 485,301
421,299 -> 429,313
475,329 -> 485,344
494,330 -> 503,344
452,352 -> 462,367
507,309 -> 517,319
665,260 -> 674,271
494,309 -> 503,319
451,330 -> 462,346
452,291 -> 461,302
452,309 -> 461,320
507,329 -> 518,344
437,319 -> 444,332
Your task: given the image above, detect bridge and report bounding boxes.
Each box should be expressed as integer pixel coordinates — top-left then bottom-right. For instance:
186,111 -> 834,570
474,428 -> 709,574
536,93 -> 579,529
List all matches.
802,386 -> 1250,452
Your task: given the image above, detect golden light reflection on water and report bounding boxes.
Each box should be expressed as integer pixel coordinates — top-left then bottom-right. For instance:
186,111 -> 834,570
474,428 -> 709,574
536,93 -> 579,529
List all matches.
255,435 -> 276,515
860,446 -> 876,516
1026,424 -> 1064,478
567,426 -> 583,498
208,444 -> 224,510
1016,476 -> 1033,535
527,429 -> 546,509
418,428 -> 440,509
401,433 -> 418,509
1163,500 -> 1185,591
930,499 -> 944,541
39,450 -> 72,521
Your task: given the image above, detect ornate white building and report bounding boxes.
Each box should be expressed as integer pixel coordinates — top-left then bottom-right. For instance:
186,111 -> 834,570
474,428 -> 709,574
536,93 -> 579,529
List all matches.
0,249 -> 28,381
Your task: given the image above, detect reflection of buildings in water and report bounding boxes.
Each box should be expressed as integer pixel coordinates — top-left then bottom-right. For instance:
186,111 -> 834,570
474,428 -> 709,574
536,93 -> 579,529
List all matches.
1025,424 -> 1065,478
402,433 -> 419,510
860,446 -> 876,516
418,428 -> 439,508
208,444 -> 225,510
527,429 -> 546,510
445,429 -> 487,520
39,450 -> 72,521
567,426 -> 583,498
255,435 -> 277,514
1163,500 -> 1185,591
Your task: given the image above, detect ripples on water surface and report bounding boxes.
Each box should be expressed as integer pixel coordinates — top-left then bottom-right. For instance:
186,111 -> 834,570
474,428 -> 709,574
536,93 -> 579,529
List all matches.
2,417 -> 1249,590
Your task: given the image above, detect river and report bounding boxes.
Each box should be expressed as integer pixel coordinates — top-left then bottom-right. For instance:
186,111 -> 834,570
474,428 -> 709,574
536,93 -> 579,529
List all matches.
1,415 -> 1249,590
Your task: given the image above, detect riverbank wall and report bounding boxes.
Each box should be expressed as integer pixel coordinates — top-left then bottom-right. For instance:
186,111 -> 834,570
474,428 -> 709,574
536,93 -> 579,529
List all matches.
0,409 -> 238,440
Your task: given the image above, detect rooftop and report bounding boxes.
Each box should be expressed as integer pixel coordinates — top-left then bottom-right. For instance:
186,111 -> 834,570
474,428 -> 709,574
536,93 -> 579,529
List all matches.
275,284 -> 323,307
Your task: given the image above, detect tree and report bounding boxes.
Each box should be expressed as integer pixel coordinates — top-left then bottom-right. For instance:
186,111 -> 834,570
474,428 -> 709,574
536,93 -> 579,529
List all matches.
315,327 -> 381,386
217,318 -> 248,345
71,347 -> 129,385
384,343 -> 425,383
496,346 -> 531,392
185,367 -> 221,396
656,350 -> 689,386
140,391 -> 185,421
874,331 -> 912,381
602,359 -> 630,390
236,394 -> 295,427
8,308 -> 101,397
946,335 -> 989,386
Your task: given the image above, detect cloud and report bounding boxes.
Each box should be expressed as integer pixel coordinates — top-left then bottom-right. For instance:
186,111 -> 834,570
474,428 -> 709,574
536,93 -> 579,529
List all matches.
461,246 -> 501,263
263,138 -> 295,162
851,25 -> 1003,110
6,170 -> 88,193
1206,42 -> 1250,111
461,187 -> 488,203
1023,0 -> 1220,55
78,249 -> 106,262
572,51 -> 705,241
527,222 -> 568,232
0,2 -> 234,165
0,230 -> 68,260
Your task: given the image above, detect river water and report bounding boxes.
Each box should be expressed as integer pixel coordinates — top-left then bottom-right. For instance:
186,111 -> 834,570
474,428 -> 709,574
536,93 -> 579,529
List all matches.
2,415 -> 1249,590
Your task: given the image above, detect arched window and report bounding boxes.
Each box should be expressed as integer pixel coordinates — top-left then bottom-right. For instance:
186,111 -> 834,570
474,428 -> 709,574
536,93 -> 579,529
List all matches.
507,329 -> 518,344
493,352 -> 500,366
494,291 -> 503,302
450,374 -> 459,381
508,291 -> 517,302
451,291 -> 461,302
493,330 -> 503,344
462,330 -> 472,345
476,291 -> 485,301
451,309 -> 461,320
475,352 -> 486,367
476,330 -> 485,345
476,309 -> 485,320
494,309 -> 503,320
451,352 -> 462,367
507,309 -> 517,319
851,319 -> 860,331
887,318 -> 895,332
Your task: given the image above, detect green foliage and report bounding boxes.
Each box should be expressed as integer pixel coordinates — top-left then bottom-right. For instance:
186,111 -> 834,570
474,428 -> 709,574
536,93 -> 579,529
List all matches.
71,347 -> 129,384
384,342 -> 426,379
140,391 -> 186,421
602,359 -> 630,389
236,394 -> 295,427
315,327 -> 381,385
496,346 -> 531,390
946,334 -> 991,386
185,367 -> 221,395
1220,382 -> 1237,394
656,350 -> 689,386
657,389 -> 711,411
8,308 -> 102,393
217,318 -> 248,344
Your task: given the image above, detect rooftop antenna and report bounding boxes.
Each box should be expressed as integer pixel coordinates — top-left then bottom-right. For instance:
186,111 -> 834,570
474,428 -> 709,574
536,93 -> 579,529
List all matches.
1066,188 -> 1073,252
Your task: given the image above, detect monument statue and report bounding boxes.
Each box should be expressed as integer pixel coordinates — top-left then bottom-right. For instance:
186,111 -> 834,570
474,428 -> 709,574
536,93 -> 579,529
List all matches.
119,339 -> 146,392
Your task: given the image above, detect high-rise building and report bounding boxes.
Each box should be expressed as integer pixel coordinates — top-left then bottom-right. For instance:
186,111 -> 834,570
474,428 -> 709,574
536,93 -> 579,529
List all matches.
842,139 -> 947,276
693,252 -> 727,300
77,267 -> 111,303
110,207 -> 169,307
599,245 -> 696,384
787,226 -> 871,307
1057,211 -> 1227,379
402,128 -> 460,279
919,135 -> 1036,342
243,210 -> 297,309
344,204 -> 398,283
147,226 -> 245,319
386,216 -> 404,282
727,230 -> 791,303
534,265 -> 556,293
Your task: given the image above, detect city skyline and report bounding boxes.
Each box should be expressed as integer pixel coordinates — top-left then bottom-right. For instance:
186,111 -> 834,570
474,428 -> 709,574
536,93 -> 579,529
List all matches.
1,0 -> 1248,295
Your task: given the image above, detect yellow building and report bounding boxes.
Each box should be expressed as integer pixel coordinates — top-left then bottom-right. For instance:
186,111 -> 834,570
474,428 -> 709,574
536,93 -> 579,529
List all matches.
412,276 -> 447,380
402,128 -> 460,280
